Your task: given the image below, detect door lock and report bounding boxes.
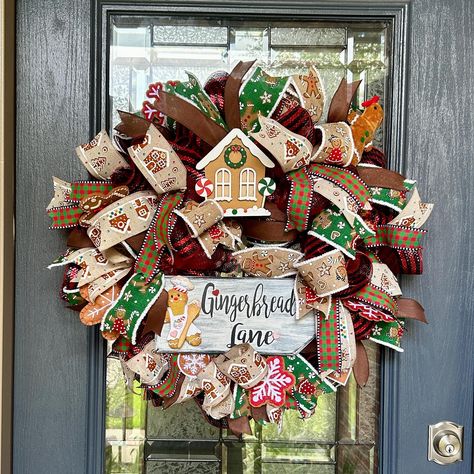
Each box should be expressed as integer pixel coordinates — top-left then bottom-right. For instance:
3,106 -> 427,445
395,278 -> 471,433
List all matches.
428,421 -> 463,465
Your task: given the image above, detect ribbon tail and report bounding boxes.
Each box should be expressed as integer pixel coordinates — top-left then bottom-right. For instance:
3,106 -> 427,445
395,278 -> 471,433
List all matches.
155,91 -> 228,147
353,341 -> 369,388
327,78 -> 362,123
397,297 -> 427,323
224,60 -> 256,129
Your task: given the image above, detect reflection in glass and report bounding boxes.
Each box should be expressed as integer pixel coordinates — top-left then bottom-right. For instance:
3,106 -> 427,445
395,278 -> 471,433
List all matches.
106,16 -> 389,474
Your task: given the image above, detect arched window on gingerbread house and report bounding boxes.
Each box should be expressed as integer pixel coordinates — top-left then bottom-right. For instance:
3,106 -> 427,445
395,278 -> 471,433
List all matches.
214,168 -> 232,201
239,168 -> 256,201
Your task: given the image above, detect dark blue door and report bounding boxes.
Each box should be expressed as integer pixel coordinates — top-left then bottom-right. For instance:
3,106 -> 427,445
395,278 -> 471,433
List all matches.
14,1 -> 473,473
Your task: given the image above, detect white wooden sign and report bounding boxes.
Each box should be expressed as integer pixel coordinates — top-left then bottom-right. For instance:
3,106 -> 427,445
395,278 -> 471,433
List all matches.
154,276 -> 315,354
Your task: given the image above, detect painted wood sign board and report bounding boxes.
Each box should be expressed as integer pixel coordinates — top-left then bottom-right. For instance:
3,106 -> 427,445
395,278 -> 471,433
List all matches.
154,276 -> 315,354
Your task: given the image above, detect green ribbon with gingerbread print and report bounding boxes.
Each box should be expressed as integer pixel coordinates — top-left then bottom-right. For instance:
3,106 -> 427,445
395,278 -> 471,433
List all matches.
282,354 -> 321,415
239,66 -> 291,133
369,179 -> 415,212
309,206 -> 359,259
165,72 -> 227,130
101,272 -> 165,344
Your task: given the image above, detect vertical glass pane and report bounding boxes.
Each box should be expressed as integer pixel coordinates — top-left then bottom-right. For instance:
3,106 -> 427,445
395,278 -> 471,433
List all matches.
105,357 -> 146,474
106,15 -> 389,474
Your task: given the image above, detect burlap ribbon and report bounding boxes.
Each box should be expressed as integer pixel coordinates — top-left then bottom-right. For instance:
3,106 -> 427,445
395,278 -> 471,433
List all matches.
312,122 -> 355,167
233,247 -> 303,278
128,123 -> 187,194
294,249 -> 349,299
215,343 -> 268,389
75,129 -> 129,180
87,191 -> 159,251
48,247 -> 132,288
126,341 -> 169,385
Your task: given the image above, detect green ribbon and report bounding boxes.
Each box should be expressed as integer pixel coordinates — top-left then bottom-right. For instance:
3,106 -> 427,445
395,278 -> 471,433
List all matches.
101,272 -> 165,344
239,67 -> 291,133
165,72 -> 227,129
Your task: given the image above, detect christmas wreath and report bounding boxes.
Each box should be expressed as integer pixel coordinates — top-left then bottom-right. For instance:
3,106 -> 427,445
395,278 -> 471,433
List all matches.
47,61 -> 432,434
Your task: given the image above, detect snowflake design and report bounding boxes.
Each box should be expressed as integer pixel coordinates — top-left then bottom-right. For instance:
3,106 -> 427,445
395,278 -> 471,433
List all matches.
178,353 -> 210,377
278,261 -> 290,273
260,91 -> 272,104
337,221 -> 346,229
193,214 -> 206,228
371,187 -> 382,195
123,291 -> 132,301
308,105 -> 318,116
287,365 -> 294,372
372,326 -> 382,336
148,286 -> 157,294
249,356 -> 295,407
317,262 -> 331,277
130,310 -> 140,319
259,250 -> 269,257
308,371 -> 318,381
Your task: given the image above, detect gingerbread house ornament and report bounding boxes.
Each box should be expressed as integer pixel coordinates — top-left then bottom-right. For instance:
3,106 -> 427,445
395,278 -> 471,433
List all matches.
196,128 -> 275,217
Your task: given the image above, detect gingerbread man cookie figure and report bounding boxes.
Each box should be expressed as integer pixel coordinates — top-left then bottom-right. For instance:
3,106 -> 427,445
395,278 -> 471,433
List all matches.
165,276 -> 201,349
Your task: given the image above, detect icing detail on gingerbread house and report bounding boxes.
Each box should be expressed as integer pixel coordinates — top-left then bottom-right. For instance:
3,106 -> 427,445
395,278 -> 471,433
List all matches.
196,129 -> 275,217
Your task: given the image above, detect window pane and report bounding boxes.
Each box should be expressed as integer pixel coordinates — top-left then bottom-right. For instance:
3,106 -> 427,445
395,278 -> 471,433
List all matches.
106,15 -> 389,474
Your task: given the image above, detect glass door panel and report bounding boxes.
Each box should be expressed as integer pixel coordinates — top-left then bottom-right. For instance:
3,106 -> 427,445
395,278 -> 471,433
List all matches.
105,15 -> 389,474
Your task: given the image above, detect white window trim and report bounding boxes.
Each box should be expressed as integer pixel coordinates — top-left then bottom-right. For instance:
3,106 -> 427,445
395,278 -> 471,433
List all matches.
214,168 -> 232,202
238,168 -> 257,201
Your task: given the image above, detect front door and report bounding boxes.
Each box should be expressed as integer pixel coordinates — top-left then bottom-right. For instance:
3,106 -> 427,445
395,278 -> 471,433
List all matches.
14,1 -> 473,473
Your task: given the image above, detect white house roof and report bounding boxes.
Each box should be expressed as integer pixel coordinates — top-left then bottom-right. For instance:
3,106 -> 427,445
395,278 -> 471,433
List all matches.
196,128 -> 275,170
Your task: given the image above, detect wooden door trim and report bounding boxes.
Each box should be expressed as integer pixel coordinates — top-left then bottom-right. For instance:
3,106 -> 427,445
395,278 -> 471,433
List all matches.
91,2 -> 411,473
0,0 -> 14,472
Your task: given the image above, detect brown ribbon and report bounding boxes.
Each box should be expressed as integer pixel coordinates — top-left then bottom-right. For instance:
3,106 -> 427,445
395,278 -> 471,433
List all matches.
250,405 -> 269,423
239,202 -> 298,243
154,91 -> 228,147
327,78 -> 362,123
227,416 -> 253,436
357,166 -> 407,192
353,341 -> 369,388
125,232 -> 147,254
142,289 -> 169,337
114,110 -> 153,138
67,228 -> 93,248
224,60 -> 256,129
397,297 -> 427,323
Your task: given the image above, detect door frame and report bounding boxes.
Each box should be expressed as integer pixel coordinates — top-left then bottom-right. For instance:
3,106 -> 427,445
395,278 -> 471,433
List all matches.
90,1 -> 411,472
0,0 -> 15,472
